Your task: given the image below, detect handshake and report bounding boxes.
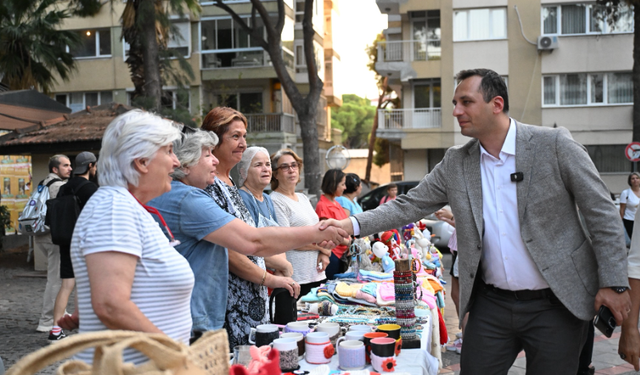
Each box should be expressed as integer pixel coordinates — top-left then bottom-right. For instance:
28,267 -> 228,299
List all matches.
311,218 -> 354,250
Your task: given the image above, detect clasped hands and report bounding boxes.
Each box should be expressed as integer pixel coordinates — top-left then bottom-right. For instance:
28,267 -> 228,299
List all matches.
313,218 -> 353,250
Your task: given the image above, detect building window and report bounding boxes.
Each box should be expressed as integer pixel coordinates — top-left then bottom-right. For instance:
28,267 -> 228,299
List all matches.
55,91 -> 113,113
216,92 -> 263,114
68,29 -> 111,58
294,40 -> 322,74
586,145 -> 631,173
125,21 -> 190,57
414,79 -> 441,108
453,8 -> 506,41
543,72 -> 632,106
542,3 -> 634,35
200,16 -> 267,68
162,89 -> 190,111
411,10 -> 441,60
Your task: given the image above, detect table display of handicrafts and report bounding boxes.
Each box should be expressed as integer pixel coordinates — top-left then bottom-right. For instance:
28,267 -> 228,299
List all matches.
231,222 -> 447,375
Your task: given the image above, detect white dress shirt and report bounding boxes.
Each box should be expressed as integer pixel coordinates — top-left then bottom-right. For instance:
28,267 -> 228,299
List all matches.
480,119 -> 549,291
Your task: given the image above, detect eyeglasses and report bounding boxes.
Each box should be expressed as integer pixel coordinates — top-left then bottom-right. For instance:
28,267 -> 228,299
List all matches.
277,162 -> 299,171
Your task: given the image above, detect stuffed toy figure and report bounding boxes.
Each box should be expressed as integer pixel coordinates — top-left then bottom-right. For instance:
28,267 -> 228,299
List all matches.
372,241 -> 395,273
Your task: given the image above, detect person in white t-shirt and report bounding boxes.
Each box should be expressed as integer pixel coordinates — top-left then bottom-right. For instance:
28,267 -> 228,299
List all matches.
62,110 -> 194,365
620,172 -> 640,239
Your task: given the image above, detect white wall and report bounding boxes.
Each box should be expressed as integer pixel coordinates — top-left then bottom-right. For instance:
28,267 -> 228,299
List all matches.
453,40 -> 509,75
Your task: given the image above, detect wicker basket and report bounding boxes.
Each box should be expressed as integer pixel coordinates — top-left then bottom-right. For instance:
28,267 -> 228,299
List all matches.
5,329 -> 229,375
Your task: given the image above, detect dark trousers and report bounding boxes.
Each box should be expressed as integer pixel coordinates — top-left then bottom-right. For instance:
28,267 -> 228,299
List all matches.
460,284 -> 589,375
577,323 -> 595,375
325,253 -> 342,280
623,219 -> 634,239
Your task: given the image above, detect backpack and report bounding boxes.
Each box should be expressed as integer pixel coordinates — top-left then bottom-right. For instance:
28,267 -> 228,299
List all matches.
269,287 -> 298,325
45,179 -> 91,246
18,178 -> 62,235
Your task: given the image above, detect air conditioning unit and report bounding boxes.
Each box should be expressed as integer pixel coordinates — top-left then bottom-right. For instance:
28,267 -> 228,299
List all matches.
537,35 -> 558,51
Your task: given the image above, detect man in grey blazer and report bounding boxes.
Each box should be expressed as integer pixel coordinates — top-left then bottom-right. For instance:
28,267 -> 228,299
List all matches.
325,69 -> 632,374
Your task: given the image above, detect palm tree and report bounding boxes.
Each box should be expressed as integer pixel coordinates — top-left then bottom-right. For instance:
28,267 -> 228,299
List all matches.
0,0 -> 83,93
120,0 -> 200,112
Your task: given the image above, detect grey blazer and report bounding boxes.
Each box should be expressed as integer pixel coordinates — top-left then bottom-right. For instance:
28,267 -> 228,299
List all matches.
355,122 -> 629,320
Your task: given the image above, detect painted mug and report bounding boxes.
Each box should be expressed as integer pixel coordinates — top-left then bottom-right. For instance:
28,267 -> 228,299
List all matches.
370,337 -> 397,373
363,332 -> 388,364
337,339 -> 366,371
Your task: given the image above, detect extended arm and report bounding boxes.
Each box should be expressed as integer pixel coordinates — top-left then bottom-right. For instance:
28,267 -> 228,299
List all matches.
86,252 -> 162,333
264,253 -> 293,277
204,218 -> 347,258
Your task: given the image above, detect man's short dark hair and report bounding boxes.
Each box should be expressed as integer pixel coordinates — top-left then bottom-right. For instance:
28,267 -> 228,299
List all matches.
321,169 -> 346,195
386,183 -> 397,191
48,154 -> 68,173
456,68 -> 509,113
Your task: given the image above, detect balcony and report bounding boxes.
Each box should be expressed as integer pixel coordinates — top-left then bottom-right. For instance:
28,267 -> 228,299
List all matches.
245,113 -> 296,134
377,108 -> 441,138
202,47 -> 294,70
375,40 -> 441,81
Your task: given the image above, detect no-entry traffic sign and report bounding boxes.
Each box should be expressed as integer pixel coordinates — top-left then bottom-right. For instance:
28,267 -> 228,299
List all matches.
625,142 -> 640,162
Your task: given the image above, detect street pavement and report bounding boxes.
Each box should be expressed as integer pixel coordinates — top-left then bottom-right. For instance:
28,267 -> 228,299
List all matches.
0,245 -> 639,374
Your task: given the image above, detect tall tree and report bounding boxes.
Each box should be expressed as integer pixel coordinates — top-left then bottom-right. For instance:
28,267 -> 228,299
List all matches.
0,0 -> 101,93
331,94 -> 375,149
213,0 -> 324,196
364,33 -> 399,184
596,0 -> 640,141
121,0 -> 200,112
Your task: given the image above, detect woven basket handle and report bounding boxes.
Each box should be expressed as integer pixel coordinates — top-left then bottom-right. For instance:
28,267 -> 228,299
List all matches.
5,331 -> 176,375
92,334 -> 190,375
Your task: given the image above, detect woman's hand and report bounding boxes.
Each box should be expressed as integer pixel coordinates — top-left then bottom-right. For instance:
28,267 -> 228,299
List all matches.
317,253 -> 330,273
265,274 -> 300,298
265,254 -> 293,277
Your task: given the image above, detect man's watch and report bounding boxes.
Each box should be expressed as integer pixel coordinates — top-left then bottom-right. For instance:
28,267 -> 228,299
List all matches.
610,286 -> 629,294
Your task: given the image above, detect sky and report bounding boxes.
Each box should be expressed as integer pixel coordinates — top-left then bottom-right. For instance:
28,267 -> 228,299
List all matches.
336,0 -> 388,100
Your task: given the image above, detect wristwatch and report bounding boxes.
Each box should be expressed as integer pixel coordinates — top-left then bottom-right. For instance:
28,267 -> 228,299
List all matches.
611,286 -> 629,294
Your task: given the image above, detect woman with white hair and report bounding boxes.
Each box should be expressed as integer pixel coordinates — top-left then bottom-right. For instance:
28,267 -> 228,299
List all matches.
148,131 -> 345,341
70,109 -> 193,364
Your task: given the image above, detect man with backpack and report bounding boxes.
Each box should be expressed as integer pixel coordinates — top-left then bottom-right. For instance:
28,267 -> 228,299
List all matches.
35,155 -> 71,333
49,152 -> 98,342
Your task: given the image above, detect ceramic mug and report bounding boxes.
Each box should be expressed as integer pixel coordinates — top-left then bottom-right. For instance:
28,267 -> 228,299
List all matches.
316,322 -> 346,349
285,321 -> 312,336
363,332 -> 388,364
349,325 -> 373,333
376,324 -> 401,340
337,331 -> 365,345
272,338 -> 299,372
305,332 -> 333,364
370,337 -> 396,357
248,324 -> 280,346
281,332 -> 305,359
337,340 -> 366,371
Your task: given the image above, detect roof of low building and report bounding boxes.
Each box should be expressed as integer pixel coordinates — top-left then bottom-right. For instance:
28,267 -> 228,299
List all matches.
0,89 -> 72,131
0,103 -> 134,155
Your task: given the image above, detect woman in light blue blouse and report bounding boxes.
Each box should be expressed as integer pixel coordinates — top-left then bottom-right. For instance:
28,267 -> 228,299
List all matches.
336,173 -> 363,216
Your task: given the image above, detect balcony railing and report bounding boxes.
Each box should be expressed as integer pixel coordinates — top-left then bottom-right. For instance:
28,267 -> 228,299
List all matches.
377,40 -> 441,63
378,108 -> 442,130
246,113 -> 296,133
202,47 -> 294,70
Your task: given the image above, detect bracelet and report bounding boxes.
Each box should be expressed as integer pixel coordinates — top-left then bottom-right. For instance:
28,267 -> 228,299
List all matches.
259,270 -> 267,286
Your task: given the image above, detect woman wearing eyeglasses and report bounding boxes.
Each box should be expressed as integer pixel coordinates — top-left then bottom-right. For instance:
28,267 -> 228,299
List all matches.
270,149 -> 331,297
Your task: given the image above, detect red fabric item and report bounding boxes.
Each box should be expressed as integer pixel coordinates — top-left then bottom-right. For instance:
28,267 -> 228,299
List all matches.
229,348 -> 281,375
315,195 -> 349,258
437,308 -> 448,345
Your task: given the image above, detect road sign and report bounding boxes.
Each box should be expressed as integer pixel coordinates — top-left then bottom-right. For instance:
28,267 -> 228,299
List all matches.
625,142 -> 640,162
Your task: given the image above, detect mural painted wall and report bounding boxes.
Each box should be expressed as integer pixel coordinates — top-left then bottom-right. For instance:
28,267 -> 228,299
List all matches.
0,155 -> 32,233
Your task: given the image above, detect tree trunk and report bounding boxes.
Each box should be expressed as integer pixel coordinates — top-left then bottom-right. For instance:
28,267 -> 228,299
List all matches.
634,6 -> 640,142
138,0 -> 161,112
365,77 -> 388,184
298,112 -> 321,196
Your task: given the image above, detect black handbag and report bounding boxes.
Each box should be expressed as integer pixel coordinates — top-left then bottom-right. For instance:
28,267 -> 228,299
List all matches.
269,288 -> 298,325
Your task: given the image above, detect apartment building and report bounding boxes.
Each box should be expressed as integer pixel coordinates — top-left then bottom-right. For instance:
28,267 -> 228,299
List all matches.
50,0 -> 342,176
375,0 -> 633,194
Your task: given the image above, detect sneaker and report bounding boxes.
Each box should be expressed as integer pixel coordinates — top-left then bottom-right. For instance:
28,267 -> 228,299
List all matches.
48,331 -> 66,343
36,324 -> 52,333
445,338 -> 462,353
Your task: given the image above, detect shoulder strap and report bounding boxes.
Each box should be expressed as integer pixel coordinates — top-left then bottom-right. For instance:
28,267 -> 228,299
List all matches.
71,178 -> 92,195
45,178 -> 63,188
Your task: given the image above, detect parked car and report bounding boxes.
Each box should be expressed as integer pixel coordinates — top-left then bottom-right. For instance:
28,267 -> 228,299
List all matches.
359,181 -> 419,211
359,180 -> 453,249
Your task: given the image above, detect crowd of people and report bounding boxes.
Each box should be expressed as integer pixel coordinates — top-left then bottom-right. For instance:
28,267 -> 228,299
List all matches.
27,67 -> 640,374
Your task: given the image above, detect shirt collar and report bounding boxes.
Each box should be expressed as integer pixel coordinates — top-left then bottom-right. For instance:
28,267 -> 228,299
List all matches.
479,118 -> 517,160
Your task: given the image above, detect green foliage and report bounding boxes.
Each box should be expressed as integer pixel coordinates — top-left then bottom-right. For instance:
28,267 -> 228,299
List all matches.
373,138 -> 389,167
331,94 -> 376,149
0,205 -> 10,237
0,0 -> 99,93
